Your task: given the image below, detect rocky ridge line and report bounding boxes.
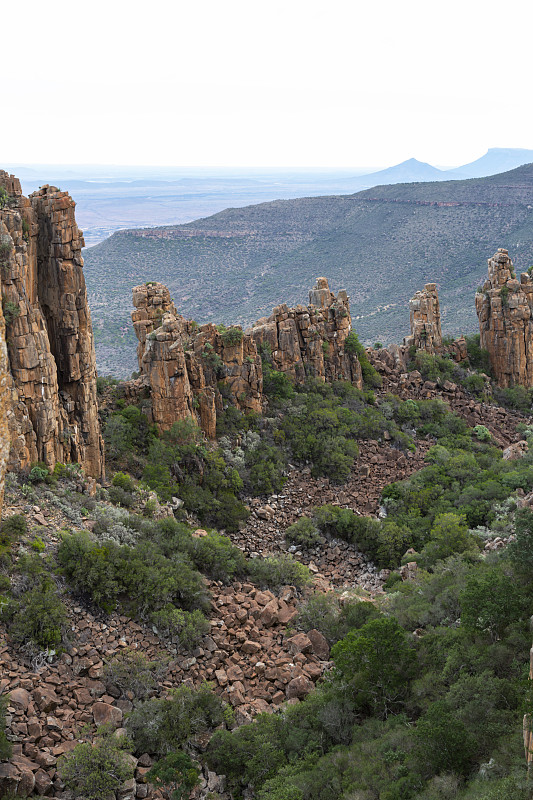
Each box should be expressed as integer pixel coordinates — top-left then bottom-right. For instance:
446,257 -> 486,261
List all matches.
131,277 -> 362,437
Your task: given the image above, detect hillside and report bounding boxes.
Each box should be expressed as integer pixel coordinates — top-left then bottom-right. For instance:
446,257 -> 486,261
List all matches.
83,163 -> 533,377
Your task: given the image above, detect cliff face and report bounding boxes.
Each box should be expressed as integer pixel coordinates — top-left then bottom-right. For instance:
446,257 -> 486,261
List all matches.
0,268 -> 10,516
476,248 -> 533,388
132,278 -> 361,437
0,171 -> 104,478
250,277 -> 362,387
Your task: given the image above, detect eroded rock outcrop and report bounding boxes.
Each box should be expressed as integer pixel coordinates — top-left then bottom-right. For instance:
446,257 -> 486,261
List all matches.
0,171 -> 103,477
404,283 -> 443,353
476,248 -> 533,388
132,278 -> 362,437
0,269 -> 10,516
250,277 -> 362,387
132,282 -> 262,437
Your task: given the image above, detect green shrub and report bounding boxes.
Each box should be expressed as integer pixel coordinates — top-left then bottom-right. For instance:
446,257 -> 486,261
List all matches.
473,424 -> 491,441
59,733 -> 133,800
189,531 -> 246,582
103,649 -> 166,700
108,485 -> 135,508
417,512 -> 480,568
297,593 -> 380,644
332,618 -> 416,718
146,752 -> 200,800
263,362 -> 295,399
31,536 -> 45,552
28,462 -> 50,483
150,606 -> 209,650
248,554 -> 312,590
285,517 -> 321,548
344,332 -> 382,387
1,572 -> 67,650
0,694 -> 12,760
459,565 -> 524,641
2,297 -> 20,325
221,326 -> 244,347
126,684 -> 227,756
0,514 -> 27,547
58,531 -> 209,618
112,471 -> 136,492
413,700 -> 477,778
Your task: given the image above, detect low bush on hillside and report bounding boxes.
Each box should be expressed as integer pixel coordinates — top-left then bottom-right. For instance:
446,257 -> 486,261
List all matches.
247,554 -> 312,590
58,529 -> 209,618
0,694 -> 12,760
103,649 -> 167,701
59,730 -> 134,800
126,684 -> 228,757
297,593 -> 380,645
0,553 -> 67,652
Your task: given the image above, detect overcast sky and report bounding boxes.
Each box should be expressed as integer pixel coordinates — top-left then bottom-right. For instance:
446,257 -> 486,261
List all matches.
3,0 -> 532,169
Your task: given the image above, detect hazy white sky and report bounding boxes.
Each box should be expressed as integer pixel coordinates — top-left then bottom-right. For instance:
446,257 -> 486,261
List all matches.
4,0 -> 532,168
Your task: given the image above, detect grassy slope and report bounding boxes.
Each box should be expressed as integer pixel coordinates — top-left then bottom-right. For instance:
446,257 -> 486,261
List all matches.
83,164 -> 533,377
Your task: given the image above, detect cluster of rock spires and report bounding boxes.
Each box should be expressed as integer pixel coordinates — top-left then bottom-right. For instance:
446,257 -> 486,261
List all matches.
1,165 -> 533,521
131,277 -> 362,437
0,171 -> 103,515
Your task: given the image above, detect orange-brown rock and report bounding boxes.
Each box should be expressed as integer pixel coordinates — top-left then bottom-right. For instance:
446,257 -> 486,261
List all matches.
404,283 -> 442,353
0,262 -> 10,517
132,282 -> 262,437
476,248 -> 533,387
249,277 -> 362,387
132,279 -> 363,437
0,171 -> 104,477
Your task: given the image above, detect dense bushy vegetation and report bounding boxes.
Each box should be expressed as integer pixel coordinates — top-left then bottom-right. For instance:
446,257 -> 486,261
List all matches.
203,394 -> 533,799
59,729 -> 134,800
207,535 -> 533,800
0,551 -> 67,653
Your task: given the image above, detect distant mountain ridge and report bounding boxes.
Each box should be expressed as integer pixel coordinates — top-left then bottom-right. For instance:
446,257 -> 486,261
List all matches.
83,162 -> 533,377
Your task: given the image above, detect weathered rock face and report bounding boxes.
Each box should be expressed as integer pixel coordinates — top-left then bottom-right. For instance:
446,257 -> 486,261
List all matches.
132,282 -> 263,437
249,277 -> 362,387
476,248 -> 533,388
0,269 -> 10,517
404,283 -> 442,353
132,278 -> 362,437
0,171 -> 104,477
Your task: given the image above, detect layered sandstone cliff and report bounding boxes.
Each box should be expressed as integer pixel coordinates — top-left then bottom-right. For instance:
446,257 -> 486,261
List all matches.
132,278 -> 362,437
475,248 -> 533,388
250,277 -> 362,386
0,171 -> 104,478
0,269 -> 10,516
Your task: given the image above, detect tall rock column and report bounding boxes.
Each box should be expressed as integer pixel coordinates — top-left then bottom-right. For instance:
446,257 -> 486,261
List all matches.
404,283 -> 442,353
475,248 -> 533,387
0,268 -> 10,517
0,171 -> 104,477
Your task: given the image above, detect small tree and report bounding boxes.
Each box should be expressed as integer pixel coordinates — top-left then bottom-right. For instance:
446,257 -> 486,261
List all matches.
331,617 -> 416,717
59,733 -> 133,800
147,752 -> 200,800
